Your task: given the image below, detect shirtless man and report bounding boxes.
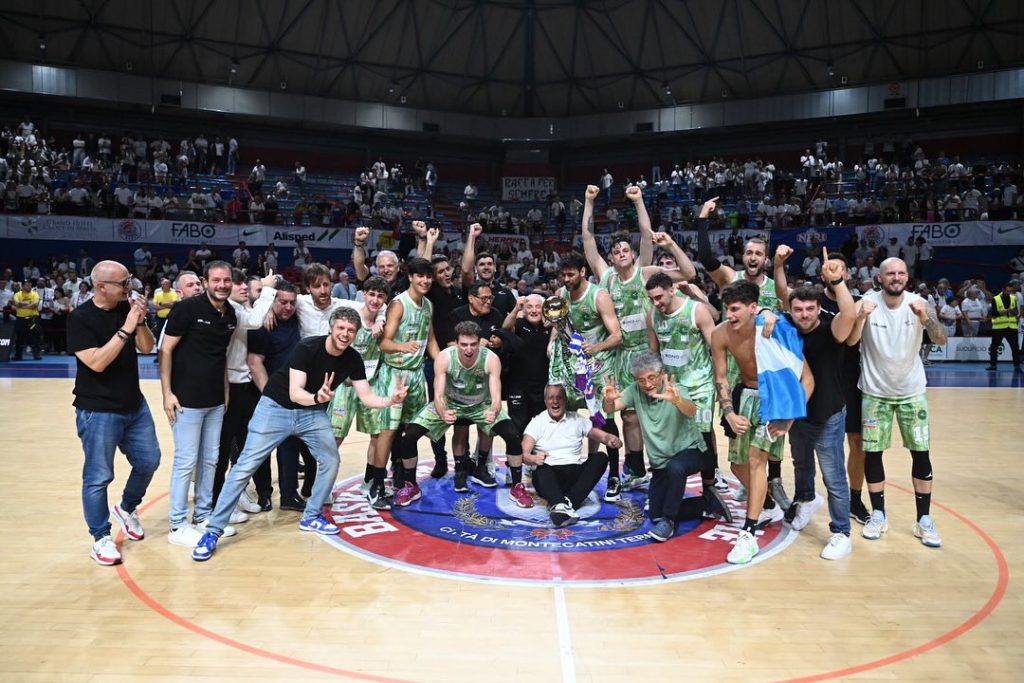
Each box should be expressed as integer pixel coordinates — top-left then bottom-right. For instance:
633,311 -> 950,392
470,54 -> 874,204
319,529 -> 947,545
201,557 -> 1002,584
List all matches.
711,280 -> 814,565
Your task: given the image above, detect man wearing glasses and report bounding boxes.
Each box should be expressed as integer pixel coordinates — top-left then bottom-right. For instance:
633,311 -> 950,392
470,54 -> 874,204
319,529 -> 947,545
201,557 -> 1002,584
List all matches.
67,261 -> 159,565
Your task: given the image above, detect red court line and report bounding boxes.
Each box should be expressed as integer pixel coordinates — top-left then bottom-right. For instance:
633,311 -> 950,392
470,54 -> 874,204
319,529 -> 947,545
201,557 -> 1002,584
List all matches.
116,485 -> 1009,683
115,492 -> 412,683
776,483 -> 1011,683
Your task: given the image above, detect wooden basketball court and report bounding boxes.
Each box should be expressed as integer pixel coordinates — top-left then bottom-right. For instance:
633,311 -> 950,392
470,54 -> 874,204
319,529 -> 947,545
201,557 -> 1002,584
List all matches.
1,368 -> 1020,683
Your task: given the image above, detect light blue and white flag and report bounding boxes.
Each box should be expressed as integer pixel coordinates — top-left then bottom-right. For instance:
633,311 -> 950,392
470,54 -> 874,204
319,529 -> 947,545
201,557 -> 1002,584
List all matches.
755,315 -> 807,423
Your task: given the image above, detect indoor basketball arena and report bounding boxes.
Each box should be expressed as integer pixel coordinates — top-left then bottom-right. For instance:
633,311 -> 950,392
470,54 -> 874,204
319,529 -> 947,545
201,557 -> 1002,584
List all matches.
1,1 -> 1022,681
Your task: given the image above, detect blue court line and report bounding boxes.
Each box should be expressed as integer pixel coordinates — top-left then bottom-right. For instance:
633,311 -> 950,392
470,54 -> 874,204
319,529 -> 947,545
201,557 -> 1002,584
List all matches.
1,357 -> 1020,388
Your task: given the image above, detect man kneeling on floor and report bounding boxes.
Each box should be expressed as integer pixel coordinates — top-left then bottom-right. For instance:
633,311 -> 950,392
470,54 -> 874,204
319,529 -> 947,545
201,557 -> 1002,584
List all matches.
602,352 -> 732,541
522,384 -> 622,527
192,307 -> 407,561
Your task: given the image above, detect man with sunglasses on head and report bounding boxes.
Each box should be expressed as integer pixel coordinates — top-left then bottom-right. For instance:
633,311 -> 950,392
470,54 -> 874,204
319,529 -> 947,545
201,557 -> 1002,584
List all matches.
461,222 -> 517,315
68,260 -> 159,565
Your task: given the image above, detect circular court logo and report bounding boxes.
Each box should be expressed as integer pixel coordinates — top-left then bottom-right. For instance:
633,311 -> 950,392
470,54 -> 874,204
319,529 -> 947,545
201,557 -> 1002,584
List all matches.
323,465 -> 796,586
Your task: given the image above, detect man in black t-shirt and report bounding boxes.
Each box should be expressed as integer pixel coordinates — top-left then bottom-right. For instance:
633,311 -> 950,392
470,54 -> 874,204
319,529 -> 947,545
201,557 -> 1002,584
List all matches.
783,267 -> 858,562
67,260 -> 159,566
192,307 -> 407,561
501,294 -> 551,433
424,252 -> 465,477
461,223 -> 517,315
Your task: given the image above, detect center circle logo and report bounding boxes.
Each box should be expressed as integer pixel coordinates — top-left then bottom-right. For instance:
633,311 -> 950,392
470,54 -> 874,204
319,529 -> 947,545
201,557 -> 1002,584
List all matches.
323,465 -> 796,586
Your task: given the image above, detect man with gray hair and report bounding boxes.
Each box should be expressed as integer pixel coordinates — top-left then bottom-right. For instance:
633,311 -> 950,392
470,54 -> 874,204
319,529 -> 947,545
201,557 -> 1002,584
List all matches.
352,226 -> 402,297
523,384 -> 622,527
602,351 -> 732,543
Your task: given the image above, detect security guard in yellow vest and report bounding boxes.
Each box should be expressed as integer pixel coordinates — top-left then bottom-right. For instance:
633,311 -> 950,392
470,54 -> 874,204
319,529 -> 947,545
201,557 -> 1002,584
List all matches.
987,281 -> 1021,371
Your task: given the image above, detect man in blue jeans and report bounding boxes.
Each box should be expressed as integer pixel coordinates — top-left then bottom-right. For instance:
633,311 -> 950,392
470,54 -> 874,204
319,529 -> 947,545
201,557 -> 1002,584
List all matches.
67,260 -> 160,565
160,260 -> 277,548
192,307 -> 408,561
783,258 -> 858,561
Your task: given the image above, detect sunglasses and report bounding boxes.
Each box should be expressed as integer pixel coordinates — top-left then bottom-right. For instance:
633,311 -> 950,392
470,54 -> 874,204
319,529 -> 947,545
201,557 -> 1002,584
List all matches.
99,278 -> 132,289
472,294 -> 495,302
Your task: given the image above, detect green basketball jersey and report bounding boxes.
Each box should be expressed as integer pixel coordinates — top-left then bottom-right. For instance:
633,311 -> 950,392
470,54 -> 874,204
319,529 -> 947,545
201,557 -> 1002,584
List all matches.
652,297 -> 712,392
549,282 -> 617,384
352,318 -> 382,380
382,291 -> 432,371
444,345 -> 492,409
601,266 -> 652,351
731,271 -> 780,312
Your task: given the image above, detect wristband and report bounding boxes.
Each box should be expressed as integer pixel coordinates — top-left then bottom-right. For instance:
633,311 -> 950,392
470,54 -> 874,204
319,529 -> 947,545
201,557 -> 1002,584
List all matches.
829,277 -> 844,286
116,329 -> 130,341
313,393 -> 321,406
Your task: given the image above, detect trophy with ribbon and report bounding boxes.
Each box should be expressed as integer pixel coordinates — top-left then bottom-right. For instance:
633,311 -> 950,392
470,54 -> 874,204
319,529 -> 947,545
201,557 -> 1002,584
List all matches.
542,296 -> 606,425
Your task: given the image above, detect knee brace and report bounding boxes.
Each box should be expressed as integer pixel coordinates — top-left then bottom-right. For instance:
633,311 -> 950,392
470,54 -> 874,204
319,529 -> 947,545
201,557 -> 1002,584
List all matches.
864,451 -> 886,484
910,450 -> 933,481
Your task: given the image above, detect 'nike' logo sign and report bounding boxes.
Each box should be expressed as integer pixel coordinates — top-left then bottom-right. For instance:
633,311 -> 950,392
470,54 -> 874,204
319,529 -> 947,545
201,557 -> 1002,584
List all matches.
996,225 -> 1023,235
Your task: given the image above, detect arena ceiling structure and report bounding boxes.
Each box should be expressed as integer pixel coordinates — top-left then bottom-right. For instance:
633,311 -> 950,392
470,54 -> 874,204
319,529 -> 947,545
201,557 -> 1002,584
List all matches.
2,0 -> 1022,118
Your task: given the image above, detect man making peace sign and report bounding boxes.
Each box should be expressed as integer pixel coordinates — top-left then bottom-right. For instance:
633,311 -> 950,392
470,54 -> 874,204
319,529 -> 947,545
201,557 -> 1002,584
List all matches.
602,352 -> 732,543
193,307 -> 407,561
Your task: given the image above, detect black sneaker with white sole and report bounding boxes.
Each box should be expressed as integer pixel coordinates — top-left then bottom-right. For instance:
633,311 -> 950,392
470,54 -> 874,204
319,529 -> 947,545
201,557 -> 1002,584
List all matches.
703,487 -> 733,524
849,498 -> 871,525
470,463 -> 497,488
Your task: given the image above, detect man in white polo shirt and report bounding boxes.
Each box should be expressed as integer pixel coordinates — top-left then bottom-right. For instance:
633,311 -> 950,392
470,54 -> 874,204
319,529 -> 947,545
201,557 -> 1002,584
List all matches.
522,384 -> 622,527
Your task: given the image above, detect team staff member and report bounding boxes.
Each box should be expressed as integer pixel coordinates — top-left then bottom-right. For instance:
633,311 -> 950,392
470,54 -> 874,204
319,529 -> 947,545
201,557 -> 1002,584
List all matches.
192,308 -> 408,561
784,267 -> 857,561
987,281 -> 1021,371
461,222 -> 517,314
12,279 -> 43,360
502,294 -> 551,433
845,258 -> 947,548
523,384 -> 622,528
602,352 -> 731,543
247,284 -> 306,510
160,261 -> 277,548
68,260 -> 160,566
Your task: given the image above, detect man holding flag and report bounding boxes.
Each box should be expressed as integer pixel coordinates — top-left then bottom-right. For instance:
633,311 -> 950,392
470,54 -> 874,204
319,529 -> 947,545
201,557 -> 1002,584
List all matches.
711,280 -> 814,565
548,252 -> 623,501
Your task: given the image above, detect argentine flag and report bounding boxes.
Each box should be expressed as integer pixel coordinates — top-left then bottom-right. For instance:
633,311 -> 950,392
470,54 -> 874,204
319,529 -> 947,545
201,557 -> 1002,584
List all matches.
755,314 -> 807,422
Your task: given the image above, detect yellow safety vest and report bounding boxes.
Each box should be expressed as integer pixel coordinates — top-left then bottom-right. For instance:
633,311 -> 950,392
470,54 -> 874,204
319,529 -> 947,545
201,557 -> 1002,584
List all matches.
991,294 -> 1018,330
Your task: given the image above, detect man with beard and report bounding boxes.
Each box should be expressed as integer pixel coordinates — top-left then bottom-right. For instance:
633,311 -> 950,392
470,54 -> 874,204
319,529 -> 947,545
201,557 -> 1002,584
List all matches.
68,260 -> 159,565
160,261 -> 278,548
212,268 -> 276,516
461,222 -> 517,315
645,272 -> 725,505
844,258 -> 947,548
449,280 -> 511,488
580,184 -> 693,494
781,257 -> 857,560
711,280 -> 814,565
370,258 -> 440,510
401,321 -> 528,506
602,352 -> 732,542
192,308 -> 408,561
548,252 -> 623,501
773,244 -> 871,525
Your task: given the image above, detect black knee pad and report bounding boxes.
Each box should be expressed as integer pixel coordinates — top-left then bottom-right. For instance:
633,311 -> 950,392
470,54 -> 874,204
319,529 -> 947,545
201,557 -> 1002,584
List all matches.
864,451 -> 885,484
910,450 -> 933,481
492,420 -> 522,455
